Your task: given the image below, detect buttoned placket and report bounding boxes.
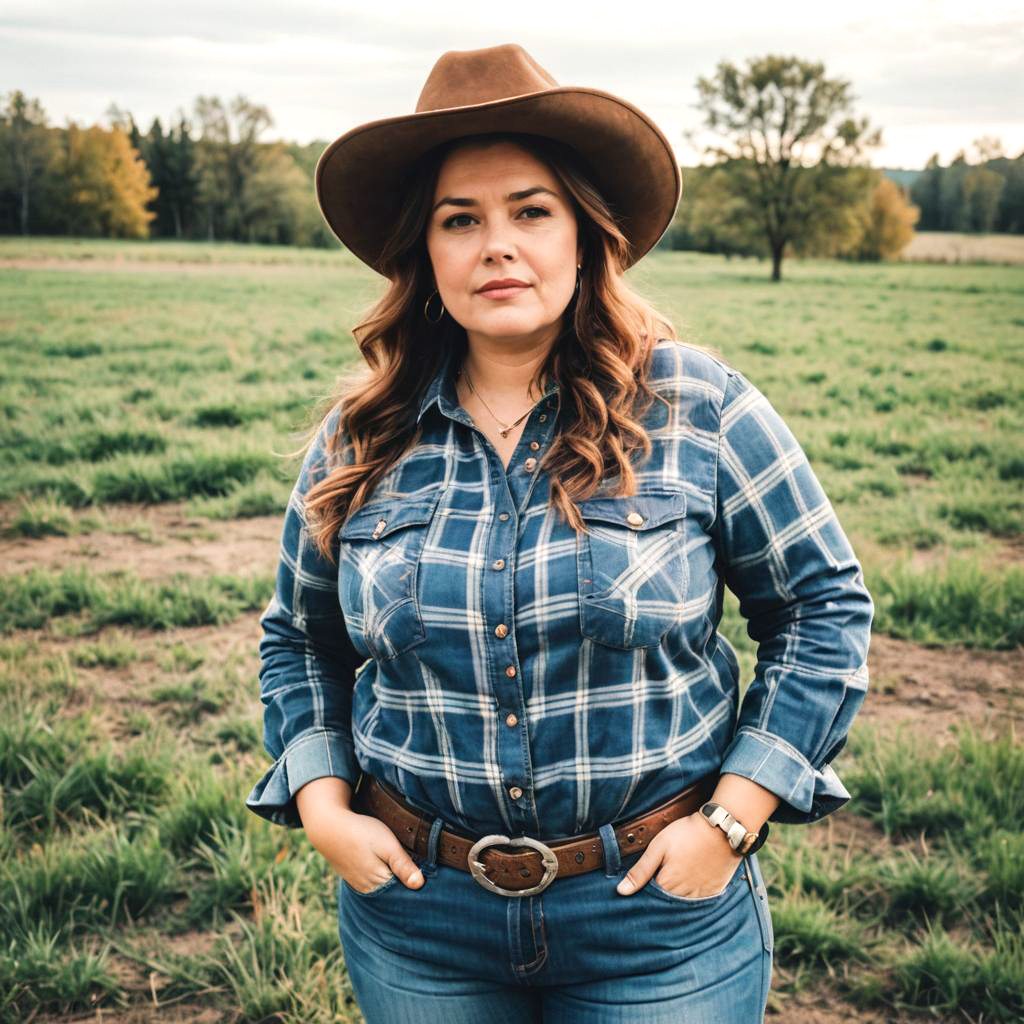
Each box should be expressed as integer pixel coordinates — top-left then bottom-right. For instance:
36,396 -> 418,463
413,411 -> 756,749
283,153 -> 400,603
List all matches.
449,382 -> 560,834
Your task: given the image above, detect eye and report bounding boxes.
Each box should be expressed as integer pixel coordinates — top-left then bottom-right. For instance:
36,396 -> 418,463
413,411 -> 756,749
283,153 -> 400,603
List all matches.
441,213 -> 474,229
519,205 -> 551,219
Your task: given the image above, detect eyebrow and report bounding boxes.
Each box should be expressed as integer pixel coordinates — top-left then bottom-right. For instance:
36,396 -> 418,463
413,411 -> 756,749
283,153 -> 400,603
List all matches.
431,186 -> 559,215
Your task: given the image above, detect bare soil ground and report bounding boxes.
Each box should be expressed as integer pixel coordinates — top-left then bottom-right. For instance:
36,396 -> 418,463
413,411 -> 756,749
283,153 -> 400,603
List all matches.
0,505 -> 282,580
900,231 -> 1024,265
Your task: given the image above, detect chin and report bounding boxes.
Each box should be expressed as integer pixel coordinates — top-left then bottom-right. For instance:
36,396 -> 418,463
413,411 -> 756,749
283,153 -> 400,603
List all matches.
467,314 -> 557,338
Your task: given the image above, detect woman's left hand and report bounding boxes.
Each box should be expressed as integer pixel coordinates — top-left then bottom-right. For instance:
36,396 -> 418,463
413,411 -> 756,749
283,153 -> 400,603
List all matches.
616,811 -> 741,897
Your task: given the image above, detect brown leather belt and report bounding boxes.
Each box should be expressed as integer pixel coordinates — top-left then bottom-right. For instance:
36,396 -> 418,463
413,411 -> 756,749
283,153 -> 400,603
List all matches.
350,771 -> 720,897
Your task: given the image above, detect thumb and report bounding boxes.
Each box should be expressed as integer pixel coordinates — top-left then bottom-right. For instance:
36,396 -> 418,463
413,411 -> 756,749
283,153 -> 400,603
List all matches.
385,844 -> 426,889
617,852 -> 658,896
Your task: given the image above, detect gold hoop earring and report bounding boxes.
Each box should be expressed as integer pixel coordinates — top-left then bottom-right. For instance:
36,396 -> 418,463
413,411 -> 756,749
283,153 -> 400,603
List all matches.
424,289 -> 445,324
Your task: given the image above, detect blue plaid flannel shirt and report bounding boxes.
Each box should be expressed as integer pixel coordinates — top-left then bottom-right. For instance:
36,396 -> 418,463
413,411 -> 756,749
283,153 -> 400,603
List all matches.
245,339 -> 874,838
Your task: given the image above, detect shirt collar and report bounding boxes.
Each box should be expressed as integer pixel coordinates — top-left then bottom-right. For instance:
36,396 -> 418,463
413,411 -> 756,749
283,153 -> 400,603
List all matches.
416,344 -> 560,425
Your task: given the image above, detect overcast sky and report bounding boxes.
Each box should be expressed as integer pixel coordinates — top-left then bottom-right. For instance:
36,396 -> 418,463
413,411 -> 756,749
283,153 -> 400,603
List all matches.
4,0 -> 1023,170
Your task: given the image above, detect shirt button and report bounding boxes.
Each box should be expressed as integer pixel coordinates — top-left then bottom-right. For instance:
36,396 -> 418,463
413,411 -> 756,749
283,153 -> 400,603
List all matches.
505,712 -> 518,727
498,512 -> 510,521
495,623 -> 509,638
529,441 -> 540,451
509,786 -> 523,800
524,457 -> 537,471
505,665 -> 516,677
626,511 -> 645,527
492,558 -> 505,570
539,414 -> 547,422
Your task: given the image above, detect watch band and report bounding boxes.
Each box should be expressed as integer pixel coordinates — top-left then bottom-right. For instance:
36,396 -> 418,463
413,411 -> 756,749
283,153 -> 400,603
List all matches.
699,801 -> 770,855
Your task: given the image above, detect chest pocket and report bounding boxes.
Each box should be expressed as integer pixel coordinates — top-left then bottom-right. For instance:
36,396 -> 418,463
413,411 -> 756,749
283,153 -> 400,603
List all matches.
338,485 -> 444,661
576,489 -> 689,649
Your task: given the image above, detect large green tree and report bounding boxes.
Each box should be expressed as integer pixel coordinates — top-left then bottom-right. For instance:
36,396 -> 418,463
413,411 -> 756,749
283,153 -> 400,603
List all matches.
192,95 -> 273,241
0,90 -> 60,234
689,55 -> 882,280
140,114 -> 199,238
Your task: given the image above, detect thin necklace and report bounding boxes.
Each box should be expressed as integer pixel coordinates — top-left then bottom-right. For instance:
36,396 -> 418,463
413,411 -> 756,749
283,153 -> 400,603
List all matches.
459,363 -> 538,438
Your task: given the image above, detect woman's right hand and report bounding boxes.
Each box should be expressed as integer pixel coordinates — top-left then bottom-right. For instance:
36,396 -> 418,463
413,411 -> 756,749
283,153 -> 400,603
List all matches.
295,779 -> 425,893
311,808 -> 426,893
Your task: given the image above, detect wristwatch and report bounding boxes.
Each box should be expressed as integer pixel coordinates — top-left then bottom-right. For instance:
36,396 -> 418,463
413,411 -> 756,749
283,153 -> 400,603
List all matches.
699,801 -> 770,855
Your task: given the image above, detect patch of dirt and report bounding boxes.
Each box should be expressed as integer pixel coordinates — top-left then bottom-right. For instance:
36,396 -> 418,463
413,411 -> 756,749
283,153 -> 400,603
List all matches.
0,504 -> 282,580
31,614 -> 264,742
37,1008 -> 223,1024
768,984 -> 932,1023
798,810 -> 892,860
863,632 -> 1023,737
995,535 -> 1024,566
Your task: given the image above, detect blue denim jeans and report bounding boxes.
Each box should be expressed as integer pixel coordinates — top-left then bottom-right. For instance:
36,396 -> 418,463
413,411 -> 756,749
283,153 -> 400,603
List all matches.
337,814 -> 774,1023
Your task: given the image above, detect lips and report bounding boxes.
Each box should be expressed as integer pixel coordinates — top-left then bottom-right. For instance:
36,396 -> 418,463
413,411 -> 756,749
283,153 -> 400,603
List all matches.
478,278 -> 529,294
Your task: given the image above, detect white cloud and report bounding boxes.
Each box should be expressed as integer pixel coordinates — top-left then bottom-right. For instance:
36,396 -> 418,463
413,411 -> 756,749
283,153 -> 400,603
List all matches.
2,0 -> 1022,168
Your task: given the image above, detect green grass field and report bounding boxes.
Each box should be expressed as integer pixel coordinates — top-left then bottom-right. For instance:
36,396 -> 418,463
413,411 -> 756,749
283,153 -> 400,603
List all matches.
1,237 -> 1022,1023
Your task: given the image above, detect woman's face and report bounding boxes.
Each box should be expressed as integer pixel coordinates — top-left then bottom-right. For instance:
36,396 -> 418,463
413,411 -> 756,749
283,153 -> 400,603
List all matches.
425,140 -> 582,352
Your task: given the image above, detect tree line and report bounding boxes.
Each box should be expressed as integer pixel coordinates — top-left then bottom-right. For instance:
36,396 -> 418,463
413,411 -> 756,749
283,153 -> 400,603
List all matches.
910,141 -> 1024,234
2,55 -> 1022,280
0,91 -> 335,246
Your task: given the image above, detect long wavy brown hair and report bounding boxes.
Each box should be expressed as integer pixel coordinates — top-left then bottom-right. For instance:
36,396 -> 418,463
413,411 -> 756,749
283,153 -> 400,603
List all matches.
302,131 -> 687,562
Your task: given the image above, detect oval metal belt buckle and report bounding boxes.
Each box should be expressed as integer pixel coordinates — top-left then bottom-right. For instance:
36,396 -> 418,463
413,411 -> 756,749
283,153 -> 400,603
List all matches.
468,834 -> 559,896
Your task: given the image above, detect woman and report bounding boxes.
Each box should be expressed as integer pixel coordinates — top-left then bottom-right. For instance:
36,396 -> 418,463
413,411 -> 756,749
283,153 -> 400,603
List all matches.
246,43 -> 874,1023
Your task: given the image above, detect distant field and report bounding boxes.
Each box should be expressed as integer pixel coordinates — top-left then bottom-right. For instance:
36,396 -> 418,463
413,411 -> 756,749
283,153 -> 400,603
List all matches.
900,230 -> 1024,265
1,237 -> 1021,1023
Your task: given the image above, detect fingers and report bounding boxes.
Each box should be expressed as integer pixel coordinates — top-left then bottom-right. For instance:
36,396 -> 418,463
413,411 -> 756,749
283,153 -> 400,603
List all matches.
616,851 -> 660,895
385,844 -> 426,889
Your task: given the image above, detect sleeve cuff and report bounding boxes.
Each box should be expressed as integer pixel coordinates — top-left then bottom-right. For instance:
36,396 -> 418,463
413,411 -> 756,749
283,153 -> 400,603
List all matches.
245,727 -> 360,829
719,725 -> 851,825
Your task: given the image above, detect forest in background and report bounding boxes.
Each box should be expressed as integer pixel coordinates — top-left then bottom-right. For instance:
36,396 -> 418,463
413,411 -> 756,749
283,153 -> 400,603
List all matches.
1,87 -> 1022,262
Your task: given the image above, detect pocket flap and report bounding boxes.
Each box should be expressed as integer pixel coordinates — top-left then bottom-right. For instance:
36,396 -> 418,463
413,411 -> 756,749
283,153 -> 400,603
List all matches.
339,487 -> 443,541
577,489 -> 687,530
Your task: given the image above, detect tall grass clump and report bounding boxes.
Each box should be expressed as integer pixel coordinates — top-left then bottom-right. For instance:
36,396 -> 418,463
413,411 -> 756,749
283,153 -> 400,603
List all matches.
0,567 -> 272,633
0,825 -> 178,937
0,923 -> 121,1021
867,556 -> 1024,648
188,866 -> 355,1022
5,741 -> 171,836
845,721 -> 1023,840
887,924 -> 1024,1022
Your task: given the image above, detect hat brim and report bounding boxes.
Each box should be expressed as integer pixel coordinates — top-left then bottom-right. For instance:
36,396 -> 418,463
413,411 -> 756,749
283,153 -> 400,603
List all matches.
315,86 -> 682,274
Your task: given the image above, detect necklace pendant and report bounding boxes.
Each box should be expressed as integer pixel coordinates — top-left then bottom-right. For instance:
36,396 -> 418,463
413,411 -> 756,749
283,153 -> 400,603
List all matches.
499,428 -> 509,437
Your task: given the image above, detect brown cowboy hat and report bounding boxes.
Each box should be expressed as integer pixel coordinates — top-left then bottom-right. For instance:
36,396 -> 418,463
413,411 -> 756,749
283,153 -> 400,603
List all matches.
315,43 -> 682,275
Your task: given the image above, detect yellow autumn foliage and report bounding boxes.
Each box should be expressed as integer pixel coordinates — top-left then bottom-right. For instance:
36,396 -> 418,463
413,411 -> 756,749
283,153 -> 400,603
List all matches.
63,124 -> 157,238
844,174 -> 920,261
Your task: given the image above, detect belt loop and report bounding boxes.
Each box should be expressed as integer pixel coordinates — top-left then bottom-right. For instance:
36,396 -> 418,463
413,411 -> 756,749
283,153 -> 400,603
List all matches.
598,823 -> 621,876
422,816 -> 445,876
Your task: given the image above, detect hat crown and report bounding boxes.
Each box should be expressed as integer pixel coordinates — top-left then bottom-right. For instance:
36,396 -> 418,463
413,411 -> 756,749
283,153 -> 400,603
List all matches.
415,43 -> 560,113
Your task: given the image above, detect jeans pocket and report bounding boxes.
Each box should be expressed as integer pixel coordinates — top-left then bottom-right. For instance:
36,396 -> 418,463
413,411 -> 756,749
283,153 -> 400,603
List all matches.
643,857 -> 743,905
343,870 -> 401,898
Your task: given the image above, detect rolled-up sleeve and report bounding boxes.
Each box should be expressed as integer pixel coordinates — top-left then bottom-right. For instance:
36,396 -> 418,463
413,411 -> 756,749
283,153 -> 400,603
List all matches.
711,369 -> 874,824
244,407 -> 365,829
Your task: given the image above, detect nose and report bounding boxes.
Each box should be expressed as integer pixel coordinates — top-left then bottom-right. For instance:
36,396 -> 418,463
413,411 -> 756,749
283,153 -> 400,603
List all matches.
479,221 -> 517,264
